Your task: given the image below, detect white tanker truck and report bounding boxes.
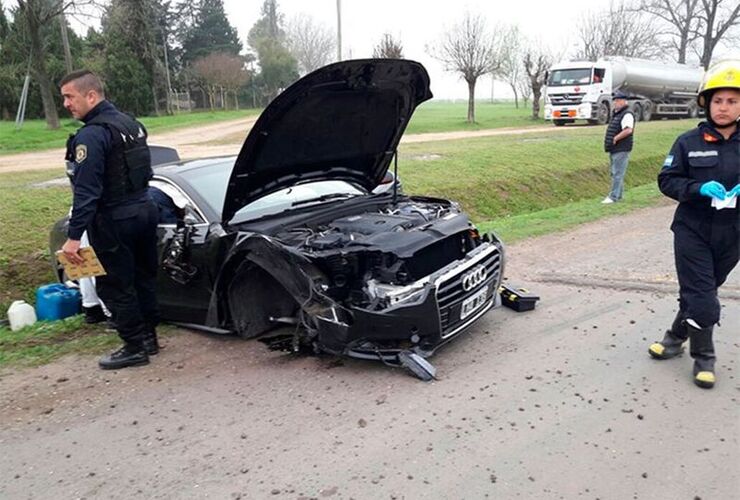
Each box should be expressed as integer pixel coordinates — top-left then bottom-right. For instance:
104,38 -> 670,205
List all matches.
544,57 -> 704,126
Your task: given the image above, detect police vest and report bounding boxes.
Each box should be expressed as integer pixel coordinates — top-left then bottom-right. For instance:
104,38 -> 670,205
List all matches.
66,111 -> 153,205
604,106 -> 634,153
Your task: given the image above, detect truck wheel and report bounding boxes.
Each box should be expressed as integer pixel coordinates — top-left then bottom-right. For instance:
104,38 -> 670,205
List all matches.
596,103 -> 609,125
641,104 -> 652,121
633,104 -> 642,122
554,119 -> 566,126
687,102 -> 699,119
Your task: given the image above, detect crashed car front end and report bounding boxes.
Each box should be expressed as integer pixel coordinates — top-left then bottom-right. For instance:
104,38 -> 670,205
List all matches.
220,195 -> 504,363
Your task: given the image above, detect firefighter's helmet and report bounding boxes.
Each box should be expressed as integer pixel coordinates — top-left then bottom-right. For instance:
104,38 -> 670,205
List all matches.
697,59 -> 740,106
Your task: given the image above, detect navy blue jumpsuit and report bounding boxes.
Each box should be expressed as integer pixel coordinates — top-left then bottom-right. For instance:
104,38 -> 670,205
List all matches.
658,121 -> 739,327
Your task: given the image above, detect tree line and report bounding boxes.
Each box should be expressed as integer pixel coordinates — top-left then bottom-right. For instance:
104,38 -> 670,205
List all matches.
0,0 -> 737,129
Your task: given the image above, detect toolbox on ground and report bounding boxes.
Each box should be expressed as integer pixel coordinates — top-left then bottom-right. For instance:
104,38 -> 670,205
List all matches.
499,284 -> 540,312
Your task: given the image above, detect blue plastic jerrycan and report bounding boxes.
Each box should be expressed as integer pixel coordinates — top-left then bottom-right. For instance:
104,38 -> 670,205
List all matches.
36,283 -> 81,321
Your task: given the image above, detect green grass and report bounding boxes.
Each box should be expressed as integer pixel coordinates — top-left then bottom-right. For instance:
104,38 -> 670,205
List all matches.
0,315 -> 119,368
397,118 -> 689,221
479,183 -> 667,242
0,109 -> 260,154
0,117 -> 695,368
0,169 -> 71,313
405,100 -> 545,134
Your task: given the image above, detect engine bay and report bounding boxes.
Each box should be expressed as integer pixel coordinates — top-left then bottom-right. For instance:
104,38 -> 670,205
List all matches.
272,199 -> 482,309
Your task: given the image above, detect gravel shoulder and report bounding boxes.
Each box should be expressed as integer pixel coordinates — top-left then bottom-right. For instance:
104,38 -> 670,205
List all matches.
1,204 -> 738,499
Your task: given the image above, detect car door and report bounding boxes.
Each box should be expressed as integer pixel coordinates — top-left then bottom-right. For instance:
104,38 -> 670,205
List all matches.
150,179 -> 225,325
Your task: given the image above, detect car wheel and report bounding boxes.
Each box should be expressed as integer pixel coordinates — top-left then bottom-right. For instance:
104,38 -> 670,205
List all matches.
227,264 -> 299,339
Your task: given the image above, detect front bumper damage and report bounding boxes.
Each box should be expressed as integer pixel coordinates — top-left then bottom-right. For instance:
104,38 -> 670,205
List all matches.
215,232 -> 504,380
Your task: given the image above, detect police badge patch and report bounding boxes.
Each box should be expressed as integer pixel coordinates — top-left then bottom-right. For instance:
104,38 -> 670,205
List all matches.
75,144 -> 87,163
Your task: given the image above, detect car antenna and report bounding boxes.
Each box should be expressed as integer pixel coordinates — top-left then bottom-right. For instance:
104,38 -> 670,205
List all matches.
392,149 -> 399,206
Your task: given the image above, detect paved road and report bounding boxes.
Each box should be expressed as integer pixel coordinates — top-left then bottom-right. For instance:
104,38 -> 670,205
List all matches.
1,204 -> 738,499
0,119 -> 576,174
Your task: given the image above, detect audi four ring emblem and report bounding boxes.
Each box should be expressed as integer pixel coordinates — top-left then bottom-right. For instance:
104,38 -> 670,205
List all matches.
461,265 -> 488,291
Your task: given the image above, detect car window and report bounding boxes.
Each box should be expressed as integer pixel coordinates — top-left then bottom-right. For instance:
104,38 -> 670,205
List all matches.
232,180 -> 365,223
548,68 -> 592,86
178,166 -> 231,215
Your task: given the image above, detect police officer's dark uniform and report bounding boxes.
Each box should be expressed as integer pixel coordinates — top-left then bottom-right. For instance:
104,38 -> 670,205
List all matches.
650,60 -> 740,389
66,99 -> 161,369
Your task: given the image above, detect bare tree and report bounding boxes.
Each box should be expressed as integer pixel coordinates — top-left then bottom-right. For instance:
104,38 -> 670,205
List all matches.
575,1 -> 667,61
638,0 -> 702,63
522,45 -> 552,119
373,33 -> 403,58
517,76 -> 532,108
191,53 -> 248,110
429,12 -> 504,123
694,0 -> 740,68
498,25 -> 524,108
285,14 -> 334,75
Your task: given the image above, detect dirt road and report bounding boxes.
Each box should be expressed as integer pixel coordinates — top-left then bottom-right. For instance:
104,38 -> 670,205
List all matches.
0,119 -> 575,173
1,204 -> 738,499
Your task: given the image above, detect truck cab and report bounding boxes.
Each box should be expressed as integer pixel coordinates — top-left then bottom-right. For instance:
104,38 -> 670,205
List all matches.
544,61 -> 612,126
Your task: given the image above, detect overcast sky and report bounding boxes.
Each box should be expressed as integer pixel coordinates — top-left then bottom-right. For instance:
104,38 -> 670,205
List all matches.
225,0 -> 622,99
52,0 -> 739,100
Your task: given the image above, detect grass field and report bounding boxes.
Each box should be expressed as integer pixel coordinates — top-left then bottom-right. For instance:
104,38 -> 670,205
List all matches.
405,100 -> 545,134
0,109 -> 261,154
0,100 -> 538,154
0,117 -> 694,367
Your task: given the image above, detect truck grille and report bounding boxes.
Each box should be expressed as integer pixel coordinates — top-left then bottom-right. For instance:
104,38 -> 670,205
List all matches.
549,92 -> 585,105
436,248 -> 501,337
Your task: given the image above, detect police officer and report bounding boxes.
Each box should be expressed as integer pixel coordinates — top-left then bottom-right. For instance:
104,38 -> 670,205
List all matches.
650,60 -> 740,389
602,90 -> 635,204
59,70 -> 160,369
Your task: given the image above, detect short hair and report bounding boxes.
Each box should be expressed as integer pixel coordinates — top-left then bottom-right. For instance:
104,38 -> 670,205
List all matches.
59,70 -> 105,97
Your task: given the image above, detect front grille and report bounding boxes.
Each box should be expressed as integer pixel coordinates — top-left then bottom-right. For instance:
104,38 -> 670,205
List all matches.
550,93 -> 584,105
436,248 -> 501,336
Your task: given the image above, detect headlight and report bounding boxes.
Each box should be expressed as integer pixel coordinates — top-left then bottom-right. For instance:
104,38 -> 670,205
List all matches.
366,279 -> 429,308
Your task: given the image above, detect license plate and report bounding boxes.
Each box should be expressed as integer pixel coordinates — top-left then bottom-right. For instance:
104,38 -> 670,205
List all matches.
460,287 -> 488,320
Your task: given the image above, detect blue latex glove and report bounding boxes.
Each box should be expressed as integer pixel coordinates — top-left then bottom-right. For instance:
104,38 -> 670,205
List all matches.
729,184 -> 740,198
699,181 -> 727,200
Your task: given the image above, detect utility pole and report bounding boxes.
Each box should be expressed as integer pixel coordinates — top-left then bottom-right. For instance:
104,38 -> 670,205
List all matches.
336,0 -> 342,61
162,31 -> 173,113
59,12 -> 73,73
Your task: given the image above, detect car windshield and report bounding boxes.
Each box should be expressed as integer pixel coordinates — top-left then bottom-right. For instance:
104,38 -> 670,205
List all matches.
548,68 -> 592,86
179,164 -> 364,222
232,181 -> 364,223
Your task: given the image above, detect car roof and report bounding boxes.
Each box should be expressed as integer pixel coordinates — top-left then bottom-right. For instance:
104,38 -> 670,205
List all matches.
154,156 -> 236,176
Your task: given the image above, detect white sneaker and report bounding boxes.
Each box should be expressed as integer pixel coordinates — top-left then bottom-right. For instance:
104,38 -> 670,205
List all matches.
601,197 -> 614,204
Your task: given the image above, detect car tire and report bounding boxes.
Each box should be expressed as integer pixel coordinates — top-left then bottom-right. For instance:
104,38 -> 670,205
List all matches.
227,264 -> 299,339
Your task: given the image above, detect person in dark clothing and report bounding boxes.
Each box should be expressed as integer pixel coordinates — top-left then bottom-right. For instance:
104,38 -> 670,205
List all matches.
602,90 -> 635,204
59,70 -> 160,369
649,60 -> 740,389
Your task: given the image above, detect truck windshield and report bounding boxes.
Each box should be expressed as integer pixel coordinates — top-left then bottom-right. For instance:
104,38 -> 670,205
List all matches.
548,68 -> 592,86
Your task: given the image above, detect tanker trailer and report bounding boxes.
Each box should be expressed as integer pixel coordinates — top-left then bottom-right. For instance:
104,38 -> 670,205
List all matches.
544,57 -> 703,126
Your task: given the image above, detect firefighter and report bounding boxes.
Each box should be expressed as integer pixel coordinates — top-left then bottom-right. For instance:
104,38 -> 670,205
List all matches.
650,59 -> 740,389
59,70 -> 160,369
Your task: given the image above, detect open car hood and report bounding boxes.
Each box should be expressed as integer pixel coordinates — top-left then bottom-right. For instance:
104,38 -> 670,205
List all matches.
222,59 -> 433,223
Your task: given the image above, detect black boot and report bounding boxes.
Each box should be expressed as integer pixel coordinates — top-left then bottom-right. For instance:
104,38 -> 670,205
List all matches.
649,311 -> 688,360
98,343 -> 149,370
84,305 -> 108,324
688,322 -> 716,389
142,327 -> 160,356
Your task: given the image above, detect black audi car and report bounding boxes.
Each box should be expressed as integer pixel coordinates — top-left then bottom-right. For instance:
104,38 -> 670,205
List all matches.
51,59 -> 505,378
